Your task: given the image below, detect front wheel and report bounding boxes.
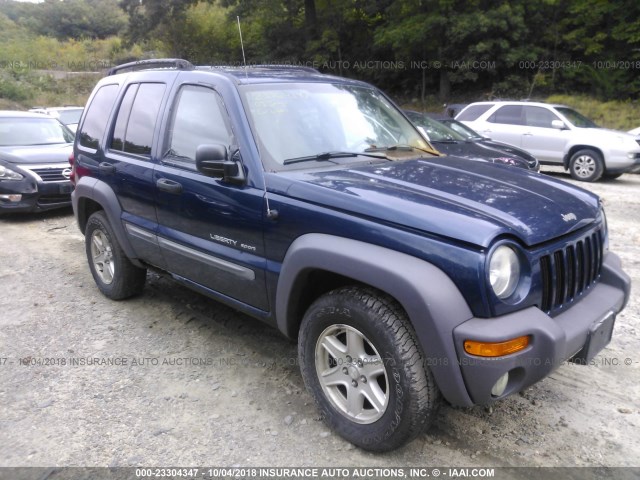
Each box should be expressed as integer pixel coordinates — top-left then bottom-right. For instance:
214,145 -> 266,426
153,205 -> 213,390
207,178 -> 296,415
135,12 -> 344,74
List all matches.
85,211 -> 146,300
569,149 -> 604,182
298,286 -> 440,451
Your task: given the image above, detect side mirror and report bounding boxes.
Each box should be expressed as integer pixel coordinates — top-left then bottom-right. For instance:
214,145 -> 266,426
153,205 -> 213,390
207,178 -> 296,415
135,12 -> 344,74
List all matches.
195,144 -> 246,184
551,119 -> 567,130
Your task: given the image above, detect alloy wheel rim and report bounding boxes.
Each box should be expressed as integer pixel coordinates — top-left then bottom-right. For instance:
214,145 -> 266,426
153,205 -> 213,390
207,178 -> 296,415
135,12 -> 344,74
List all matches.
574,155 -> 596,178
90,230 -> 114,284
315,324 -> 389,424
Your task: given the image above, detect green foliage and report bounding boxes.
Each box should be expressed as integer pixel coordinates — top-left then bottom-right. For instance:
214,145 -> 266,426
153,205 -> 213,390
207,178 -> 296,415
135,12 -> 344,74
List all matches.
0,74 -> 31,102
119,0 -> 206,56
0,5 -> 146,108
0,0 -> 126,39
3,0 -> 640,106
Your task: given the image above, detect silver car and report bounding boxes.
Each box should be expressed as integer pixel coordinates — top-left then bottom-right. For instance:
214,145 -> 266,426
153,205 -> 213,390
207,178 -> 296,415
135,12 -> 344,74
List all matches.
457,101 -> 640,181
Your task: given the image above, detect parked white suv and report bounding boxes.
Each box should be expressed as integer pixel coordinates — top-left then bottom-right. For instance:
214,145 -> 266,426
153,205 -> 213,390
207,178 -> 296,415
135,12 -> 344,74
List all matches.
456,101 -> 640,181
28,106 -> 83,133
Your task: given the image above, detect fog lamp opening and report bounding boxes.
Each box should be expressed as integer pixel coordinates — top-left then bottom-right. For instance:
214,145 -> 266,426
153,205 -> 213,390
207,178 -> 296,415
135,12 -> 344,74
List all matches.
0,194 -> 22,202
464,335 -> 530,357
491,372 -> 509,397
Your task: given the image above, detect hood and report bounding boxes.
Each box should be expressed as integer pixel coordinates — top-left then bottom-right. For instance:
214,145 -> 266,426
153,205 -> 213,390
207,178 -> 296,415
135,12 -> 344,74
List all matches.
269,156 -> 600,248
571,127 -> 640,147
479,139 -> 537,162
0,143 -> 73,165
433,141 -> 530,169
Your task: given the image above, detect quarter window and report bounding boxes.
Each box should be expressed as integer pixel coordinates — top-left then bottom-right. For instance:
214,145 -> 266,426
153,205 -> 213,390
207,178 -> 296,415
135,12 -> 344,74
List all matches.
165,85 -> 233,165
78,84 -> 119,150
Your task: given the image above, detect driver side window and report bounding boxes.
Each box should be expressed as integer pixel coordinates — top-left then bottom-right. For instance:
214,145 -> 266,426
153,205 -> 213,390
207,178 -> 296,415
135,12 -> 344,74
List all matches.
165,85 -> 233,167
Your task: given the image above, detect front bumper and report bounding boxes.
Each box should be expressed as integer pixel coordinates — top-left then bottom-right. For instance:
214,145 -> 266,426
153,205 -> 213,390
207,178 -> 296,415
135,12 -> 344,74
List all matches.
451,251 -> 630,405
605,152 -> 640,174
0,180 -> 73,213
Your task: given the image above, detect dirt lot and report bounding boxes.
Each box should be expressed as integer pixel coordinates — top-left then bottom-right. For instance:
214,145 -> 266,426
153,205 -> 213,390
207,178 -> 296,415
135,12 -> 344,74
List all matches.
1,169 -> 639,469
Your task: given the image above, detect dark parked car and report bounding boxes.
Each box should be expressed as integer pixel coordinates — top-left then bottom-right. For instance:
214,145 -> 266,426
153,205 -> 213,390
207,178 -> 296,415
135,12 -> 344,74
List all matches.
433,115 -> 540,171
0,111 -> 74,213
405,110 -> 537,170
71,59 -> 629,452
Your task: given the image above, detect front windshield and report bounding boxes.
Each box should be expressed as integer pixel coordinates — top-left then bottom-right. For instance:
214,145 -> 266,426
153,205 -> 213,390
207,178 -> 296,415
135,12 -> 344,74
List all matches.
0,117 -> 75,146
240,83 -> 432,170
555,107 -> 599,128
404,112 -> 465,142
442,119 -> 484,140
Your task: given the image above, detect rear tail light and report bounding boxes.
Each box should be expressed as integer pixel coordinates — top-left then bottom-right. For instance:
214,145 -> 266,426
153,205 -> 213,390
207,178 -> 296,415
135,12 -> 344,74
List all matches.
68,152 -> 76,185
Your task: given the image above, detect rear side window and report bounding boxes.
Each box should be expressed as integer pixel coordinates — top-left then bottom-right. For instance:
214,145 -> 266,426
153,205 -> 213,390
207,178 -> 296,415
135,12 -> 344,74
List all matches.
165,85 -> 233,164
488,105 -> 523,125
456,104 -> 493,121
78,84 -> 119,150
110,83 -> 166,156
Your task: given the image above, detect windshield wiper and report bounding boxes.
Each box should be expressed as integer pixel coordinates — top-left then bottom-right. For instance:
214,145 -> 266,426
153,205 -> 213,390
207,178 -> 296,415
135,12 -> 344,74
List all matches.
365,144 -> 435,154
283,151 -> 386,165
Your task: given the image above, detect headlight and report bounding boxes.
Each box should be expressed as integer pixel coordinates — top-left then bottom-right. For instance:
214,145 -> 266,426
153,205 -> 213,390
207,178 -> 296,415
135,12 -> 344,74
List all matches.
0,165 -> 23,180
489,245 -> 521,299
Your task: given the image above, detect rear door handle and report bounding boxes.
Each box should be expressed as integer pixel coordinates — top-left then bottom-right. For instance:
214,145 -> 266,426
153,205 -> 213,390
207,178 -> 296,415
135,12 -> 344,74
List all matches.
156,178 -> 183,194
99,162 -> 116,174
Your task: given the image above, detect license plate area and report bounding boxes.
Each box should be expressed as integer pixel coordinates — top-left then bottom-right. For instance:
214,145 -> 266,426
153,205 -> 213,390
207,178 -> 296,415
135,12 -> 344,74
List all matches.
571,311 -> 616,364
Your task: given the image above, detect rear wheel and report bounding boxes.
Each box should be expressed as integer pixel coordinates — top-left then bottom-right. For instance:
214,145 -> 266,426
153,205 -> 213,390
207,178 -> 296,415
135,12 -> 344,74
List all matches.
569,149 -> 604,182
298,286 -> 440,452
85,211 -> 146,300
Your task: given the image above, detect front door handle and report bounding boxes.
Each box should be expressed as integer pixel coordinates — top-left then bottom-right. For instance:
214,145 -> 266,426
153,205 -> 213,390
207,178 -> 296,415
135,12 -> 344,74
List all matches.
99,162 -> 116,174
156,178 -> 183,194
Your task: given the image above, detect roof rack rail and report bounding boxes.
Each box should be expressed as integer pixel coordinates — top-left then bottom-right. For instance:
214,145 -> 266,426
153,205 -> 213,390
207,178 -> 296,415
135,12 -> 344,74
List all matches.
107,58 -> 194,76
251,64 -> 320,73
198,64 -> 320,74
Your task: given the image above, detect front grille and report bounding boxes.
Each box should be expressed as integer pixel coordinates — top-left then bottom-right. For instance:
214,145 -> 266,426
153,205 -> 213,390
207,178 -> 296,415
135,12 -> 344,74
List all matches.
540,230 -> 603,312
37,194 -> 71,205
30,167 -> 68,182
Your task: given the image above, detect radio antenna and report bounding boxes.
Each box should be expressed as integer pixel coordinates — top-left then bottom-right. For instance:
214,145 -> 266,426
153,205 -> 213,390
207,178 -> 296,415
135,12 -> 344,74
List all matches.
237,16 -> 247,71
264,180 -> 278,220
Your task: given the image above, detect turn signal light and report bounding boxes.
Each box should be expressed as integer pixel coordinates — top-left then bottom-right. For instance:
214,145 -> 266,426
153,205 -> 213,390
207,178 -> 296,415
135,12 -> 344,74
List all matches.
464,336 -> 530,357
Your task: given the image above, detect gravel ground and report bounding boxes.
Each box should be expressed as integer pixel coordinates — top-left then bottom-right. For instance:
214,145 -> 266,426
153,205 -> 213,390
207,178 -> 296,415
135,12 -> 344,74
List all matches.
0,168 -> 639,470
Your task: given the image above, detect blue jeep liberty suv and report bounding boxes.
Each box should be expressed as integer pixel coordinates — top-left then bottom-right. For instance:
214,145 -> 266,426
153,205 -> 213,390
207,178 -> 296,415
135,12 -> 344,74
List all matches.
71,59 -> 631,451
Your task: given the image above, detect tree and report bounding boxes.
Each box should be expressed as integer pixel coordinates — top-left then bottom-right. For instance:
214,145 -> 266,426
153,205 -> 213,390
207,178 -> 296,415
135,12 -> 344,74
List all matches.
119,0 -> 203,56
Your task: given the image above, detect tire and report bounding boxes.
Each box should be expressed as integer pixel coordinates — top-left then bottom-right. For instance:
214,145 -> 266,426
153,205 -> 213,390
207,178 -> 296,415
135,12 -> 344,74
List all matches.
298,286 -> 440,452
569,149 -> 604,182
85,211 -> 146,300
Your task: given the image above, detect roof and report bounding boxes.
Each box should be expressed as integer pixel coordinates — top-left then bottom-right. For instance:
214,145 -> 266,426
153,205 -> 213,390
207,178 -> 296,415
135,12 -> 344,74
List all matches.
0,110 -> 56,118
465,100 -> 567,108
104,58 -> 370,87
31,106 -> 83,112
